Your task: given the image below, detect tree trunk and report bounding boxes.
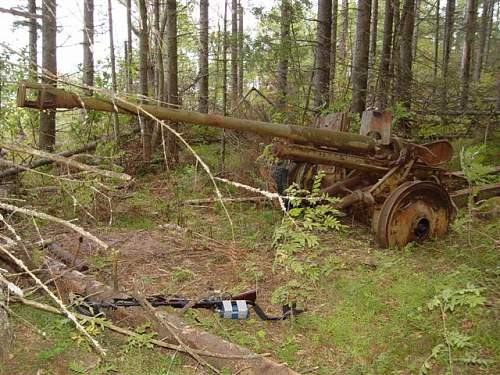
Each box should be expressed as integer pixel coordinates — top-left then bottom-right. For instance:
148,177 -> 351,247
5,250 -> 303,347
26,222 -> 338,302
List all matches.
28,0 -> 37,81
198,0 -> 209,113
433,0 -> 440,86
473,0 -> 490,81
412,0 -> 419,59
351,0 -> 372,114
153,0 -> 164,103
483,0 -> 495,66
376,0 -> 393,109
369,0 -> 378,69
166,0 -> 179,165
107,0 -> 119,141
276,0 -> 291,115
83,0 -> 94,93
0,288 -> 13,363
220,0 -> 228,170
389,0 -> 400,105
460,0 -> 477,109
329,0 -> 338,101
138,0 -> 152,161
231,0 -> 238,107
126,0 -> 133,92
313,0 -> 333,110
39,0 -> 57,151
395,0 -> 415,110
238,1 -> 244,99
442,0 -> 455,96
339,0 -> 349,65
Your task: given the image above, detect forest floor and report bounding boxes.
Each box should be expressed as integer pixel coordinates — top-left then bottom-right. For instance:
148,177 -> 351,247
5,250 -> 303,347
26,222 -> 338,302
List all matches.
0,141 -> 499,375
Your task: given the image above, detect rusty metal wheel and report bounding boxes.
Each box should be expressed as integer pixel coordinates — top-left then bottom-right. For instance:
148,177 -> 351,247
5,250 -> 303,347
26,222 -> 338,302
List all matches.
376,181 -> 454,248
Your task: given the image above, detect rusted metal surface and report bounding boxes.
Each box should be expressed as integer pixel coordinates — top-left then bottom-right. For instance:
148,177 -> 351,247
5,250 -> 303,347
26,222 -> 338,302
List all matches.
15,81 -> 500,249
414,140 -> 454,166
272,142 -> 389,173
375,181 -> 454,248
360,111 -> 392,145
17,82 -> 377,154
312,112 -> 350,131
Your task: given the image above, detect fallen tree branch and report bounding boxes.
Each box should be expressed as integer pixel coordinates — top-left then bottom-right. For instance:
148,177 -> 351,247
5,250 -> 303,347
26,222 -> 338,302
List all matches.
0,244 -> 106,356
133,290 -> 221,374
42,258 -> 299,374
0,139 -> 101,180
184,196 -> 267,205
11,296 -> 268,360
0,6 -> 44,19
0,142 -> 131,181
0,202 -> 110,251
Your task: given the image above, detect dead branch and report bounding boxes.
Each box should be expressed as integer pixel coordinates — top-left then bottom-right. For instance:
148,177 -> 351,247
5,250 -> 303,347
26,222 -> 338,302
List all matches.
0,244 -> 106,356
0,142 -> 131,181
0,202 -> 110,251
42,258 -> 299,374
0,139 -> 101,179
133,290 -> 221,374
0,7 -> 44,19
11,296 -> 269,360
184,196 -> 267,205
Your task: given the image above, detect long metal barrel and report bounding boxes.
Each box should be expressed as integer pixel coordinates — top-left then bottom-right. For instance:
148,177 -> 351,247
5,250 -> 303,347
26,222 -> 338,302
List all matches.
17,81 -> 376,154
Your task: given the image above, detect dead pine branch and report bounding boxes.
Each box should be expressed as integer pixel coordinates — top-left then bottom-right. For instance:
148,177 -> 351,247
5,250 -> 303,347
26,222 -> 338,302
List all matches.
11,296 -> 270,360
0,138 -> 102,179
0,202 -> 110,251
0,142 -> 131,182
133,289 -> 221,374
0,244 -> 106,356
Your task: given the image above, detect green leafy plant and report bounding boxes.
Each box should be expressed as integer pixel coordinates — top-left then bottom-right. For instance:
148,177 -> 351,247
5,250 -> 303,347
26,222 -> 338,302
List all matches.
123,322 -> 157,353
271,171 -> 343,306
420,285 -> 489,374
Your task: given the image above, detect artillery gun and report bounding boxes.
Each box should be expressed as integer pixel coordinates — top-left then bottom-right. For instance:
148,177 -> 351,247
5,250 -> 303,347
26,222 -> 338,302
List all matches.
16,81 -> 499,248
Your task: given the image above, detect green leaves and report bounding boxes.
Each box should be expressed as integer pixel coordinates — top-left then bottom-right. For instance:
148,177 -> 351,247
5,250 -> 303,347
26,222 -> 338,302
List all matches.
460,145 -> 497,186
271,171 -> 343,306
427,284 -> 486,313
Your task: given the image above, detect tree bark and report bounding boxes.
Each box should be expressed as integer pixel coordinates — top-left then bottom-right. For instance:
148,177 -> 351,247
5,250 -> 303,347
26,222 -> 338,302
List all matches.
153,0 -> 164,102
238,1 -> 244,99
389,0 -> 400,105
473,0 -> 490,81
28,0 -> 38,81
231,0 -> 238,107
276,0 -> 291,115
313,0 -> 333,110
442,0 -> 455,96
198,0 -> 209,113
460,0 -> 477,109
83,0 -> 94,93
369,0 -> 378,69
339,0 -> 349,65
138,0 -> 152,161
0,288 -> 13,363
166,0 -> 179,165
395,0 -> 415,110
126,0 -> 133,92
351,0 -> 372,114
412,0 -> 419,59
107,0 -> 119,141
376,0 -> 393,109
433,0 -> 440,86
39,0 -> 57,151
330,0 -> 338,101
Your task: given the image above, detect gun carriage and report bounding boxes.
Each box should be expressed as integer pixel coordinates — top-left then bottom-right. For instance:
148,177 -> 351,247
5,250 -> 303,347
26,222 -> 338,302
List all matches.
16,81 -> 500,248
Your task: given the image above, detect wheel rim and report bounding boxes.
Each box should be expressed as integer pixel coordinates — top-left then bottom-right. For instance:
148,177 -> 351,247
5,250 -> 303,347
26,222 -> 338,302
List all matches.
376,181 -> 454,248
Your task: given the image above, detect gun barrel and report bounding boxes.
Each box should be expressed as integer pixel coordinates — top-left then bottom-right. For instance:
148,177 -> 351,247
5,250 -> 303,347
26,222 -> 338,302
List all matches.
17,82 -> 377,155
